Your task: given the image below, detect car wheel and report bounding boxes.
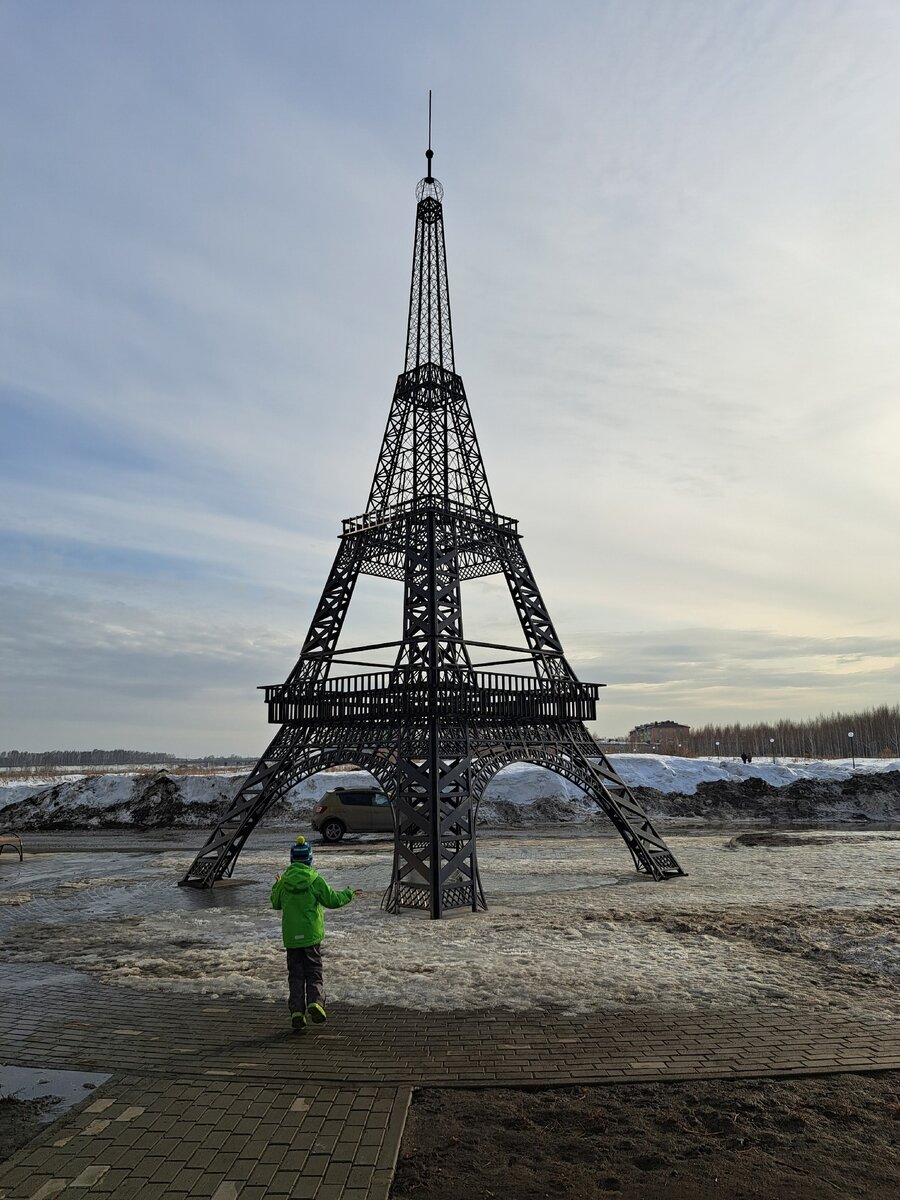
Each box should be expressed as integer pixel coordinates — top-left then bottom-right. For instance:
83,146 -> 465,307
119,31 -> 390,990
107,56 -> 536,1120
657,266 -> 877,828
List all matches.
320,818 -> 345,843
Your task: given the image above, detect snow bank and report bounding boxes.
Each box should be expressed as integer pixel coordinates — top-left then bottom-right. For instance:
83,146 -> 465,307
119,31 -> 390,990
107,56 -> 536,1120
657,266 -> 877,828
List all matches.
1,757 -> 898,831
0,771 -> 372,831
613,755 -> 900,823
0,773 -> 236,831
611,754 -> 900,795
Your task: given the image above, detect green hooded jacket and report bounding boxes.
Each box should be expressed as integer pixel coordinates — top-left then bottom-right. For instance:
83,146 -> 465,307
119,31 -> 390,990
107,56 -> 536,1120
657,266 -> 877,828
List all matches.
270,863 -> 354,949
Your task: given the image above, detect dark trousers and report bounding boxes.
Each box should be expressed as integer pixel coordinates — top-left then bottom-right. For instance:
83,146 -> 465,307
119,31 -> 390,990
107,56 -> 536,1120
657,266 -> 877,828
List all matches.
286,945 -> 324,1014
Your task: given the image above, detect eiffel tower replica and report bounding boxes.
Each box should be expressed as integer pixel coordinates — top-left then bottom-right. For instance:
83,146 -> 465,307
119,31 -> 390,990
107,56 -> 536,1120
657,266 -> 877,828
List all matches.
180,133 -> 684,914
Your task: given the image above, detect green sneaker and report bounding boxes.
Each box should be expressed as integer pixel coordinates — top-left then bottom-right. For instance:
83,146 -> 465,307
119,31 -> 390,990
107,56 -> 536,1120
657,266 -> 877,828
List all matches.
306,1002 -> 327,1026
291,1012 -> 307,1034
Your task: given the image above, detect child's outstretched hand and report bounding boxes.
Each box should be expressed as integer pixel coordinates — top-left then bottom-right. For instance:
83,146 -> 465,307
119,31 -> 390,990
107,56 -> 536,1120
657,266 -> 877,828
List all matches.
274,873 -> 281,881
353,889 -> 362,896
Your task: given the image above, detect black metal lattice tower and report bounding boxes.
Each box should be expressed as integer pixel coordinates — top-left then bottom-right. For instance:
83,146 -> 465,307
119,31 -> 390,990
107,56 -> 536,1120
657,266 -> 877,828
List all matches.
180,132 -> 684,914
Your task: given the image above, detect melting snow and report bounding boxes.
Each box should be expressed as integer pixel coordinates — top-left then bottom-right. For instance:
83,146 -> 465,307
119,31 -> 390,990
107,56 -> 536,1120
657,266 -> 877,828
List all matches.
2,829 -> 897,1018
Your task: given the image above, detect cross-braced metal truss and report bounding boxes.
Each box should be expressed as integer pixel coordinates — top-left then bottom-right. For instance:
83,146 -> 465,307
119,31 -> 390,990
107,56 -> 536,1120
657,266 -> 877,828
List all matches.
179,155 -> 685,912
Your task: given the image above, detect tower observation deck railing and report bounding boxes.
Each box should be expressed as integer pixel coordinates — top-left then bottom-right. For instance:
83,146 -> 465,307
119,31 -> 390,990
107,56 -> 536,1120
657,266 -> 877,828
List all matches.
263,670 -> 602,725
341,498 -> 518,537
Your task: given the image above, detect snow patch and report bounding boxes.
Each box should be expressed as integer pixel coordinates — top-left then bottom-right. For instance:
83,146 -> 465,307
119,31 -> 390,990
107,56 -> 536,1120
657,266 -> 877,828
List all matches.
4,832 -> 898,1017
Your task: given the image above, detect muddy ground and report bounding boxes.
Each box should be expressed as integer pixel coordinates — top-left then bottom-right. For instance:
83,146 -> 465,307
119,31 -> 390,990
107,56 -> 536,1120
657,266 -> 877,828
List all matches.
0,1097 -> 58,1164
390,1072 -> 900,1200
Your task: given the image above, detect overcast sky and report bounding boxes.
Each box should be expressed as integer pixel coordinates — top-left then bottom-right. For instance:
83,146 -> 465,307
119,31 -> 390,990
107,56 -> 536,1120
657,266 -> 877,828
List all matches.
2,1 -> 899,755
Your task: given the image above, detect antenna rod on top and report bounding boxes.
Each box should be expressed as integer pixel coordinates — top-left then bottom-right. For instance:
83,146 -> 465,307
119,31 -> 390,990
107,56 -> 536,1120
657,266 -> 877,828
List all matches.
426,89 -> 434,180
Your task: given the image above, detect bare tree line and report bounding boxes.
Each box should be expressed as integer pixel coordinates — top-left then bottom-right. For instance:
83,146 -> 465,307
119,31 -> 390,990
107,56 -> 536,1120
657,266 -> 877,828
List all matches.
0,749 -> 258,770
678,705 -> 900,759
0,749 -> 177,768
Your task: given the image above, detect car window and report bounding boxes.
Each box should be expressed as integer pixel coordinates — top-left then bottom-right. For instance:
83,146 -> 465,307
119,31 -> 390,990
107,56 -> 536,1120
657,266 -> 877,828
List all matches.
339,794 -> 372,806
372,794 -> 390,806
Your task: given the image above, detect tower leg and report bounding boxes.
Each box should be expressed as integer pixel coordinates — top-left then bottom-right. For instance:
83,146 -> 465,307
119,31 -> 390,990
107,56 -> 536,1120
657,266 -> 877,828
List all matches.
178,726 -> 367,888
564,728 -> 684,878
178,726 -> 305,887
469,724 -> 684,881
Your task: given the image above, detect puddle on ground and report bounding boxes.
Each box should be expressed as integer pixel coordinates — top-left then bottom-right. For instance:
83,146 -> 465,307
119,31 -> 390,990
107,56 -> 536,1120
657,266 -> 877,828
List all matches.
0,1064 -> 109,1125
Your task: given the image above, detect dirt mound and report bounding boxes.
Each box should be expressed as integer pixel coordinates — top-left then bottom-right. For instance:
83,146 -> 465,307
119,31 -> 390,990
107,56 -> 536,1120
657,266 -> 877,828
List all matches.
635,770 -> 900,822
2,768 -> 898,830
0,773 -> 240,830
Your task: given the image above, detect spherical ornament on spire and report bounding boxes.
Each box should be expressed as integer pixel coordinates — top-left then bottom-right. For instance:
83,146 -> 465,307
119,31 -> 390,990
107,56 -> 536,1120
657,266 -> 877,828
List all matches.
416,175 -> 443,202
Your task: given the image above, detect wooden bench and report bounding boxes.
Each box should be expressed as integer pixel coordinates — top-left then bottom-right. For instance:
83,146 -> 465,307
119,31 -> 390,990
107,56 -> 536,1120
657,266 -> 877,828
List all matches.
0,833 -> 23,862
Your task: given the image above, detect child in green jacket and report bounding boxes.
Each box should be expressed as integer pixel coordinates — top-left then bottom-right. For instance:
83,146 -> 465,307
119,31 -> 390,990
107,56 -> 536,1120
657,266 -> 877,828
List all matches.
271,836 -> 360,1033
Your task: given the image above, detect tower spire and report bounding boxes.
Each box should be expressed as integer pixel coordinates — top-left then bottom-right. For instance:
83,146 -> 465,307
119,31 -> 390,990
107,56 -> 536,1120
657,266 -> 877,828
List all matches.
405,97 -> 452,373
426,89 -> 434,181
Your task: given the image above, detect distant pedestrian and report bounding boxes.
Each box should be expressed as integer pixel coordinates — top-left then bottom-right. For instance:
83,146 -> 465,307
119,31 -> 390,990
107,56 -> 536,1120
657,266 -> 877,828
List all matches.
271,836 -> 360,1033
740,752 -> 748,764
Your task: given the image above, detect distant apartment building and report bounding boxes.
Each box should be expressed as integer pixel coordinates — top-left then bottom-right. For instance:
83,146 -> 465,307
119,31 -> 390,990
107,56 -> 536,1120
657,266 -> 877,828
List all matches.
628,720 -> 690,749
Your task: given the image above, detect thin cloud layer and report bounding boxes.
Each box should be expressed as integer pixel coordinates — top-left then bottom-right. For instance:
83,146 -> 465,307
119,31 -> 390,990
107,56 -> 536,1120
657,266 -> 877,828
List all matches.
1,2 -> 898,753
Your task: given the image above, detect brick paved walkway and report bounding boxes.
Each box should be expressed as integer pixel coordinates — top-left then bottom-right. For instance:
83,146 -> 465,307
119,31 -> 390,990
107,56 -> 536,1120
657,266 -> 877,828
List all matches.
0,1075 -> 408,1200
1,962 -> 897,1198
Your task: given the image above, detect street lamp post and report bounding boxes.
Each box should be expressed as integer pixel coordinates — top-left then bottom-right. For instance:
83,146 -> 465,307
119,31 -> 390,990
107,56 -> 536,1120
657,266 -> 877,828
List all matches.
770,737 -> 776,764
848,731 -> 855,769
715,740 -> 720,759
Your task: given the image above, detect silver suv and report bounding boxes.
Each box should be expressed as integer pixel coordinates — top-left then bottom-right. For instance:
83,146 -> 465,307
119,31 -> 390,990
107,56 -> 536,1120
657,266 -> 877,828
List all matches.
311,787 -> 393,843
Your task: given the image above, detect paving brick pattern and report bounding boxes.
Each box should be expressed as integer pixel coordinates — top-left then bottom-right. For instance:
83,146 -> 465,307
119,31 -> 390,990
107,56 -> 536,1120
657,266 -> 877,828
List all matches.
3,964 -> 898,1088
0,1075 -> 408,1200
1,962 -> 897,1197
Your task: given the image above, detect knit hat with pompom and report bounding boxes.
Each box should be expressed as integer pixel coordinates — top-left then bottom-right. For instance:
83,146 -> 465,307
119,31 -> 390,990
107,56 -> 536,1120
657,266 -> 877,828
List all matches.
290,836 -> 313,865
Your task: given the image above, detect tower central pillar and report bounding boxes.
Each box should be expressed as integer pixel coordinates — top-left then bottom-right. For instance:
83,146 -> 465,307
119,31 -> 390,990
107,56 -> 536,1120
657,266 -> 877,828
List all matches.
386,509 -> 484,915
